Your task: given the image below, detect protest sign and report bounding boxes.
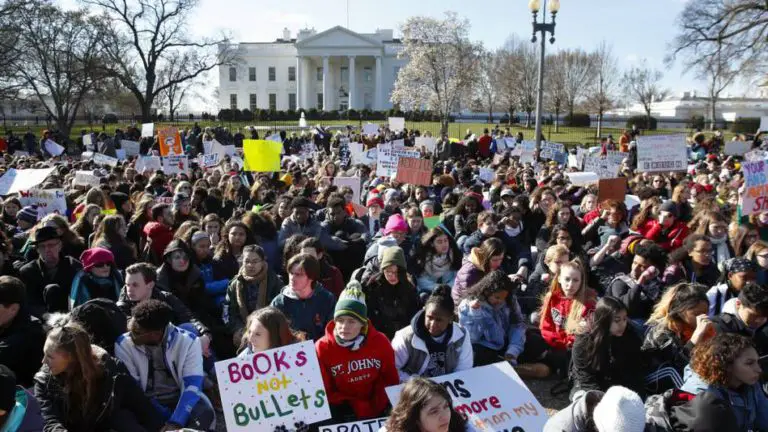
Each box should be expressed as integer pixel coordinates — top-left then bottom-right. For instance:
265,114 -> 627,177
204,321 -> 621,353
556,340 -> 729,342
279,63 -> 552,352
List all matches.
540,142 -> 566,165
158,127 -> 183,156
339,139 -> 351,166
583,155 -> 622,179
73,170 -> 101,188
604,151 -> 629,165
516,141 -> 536,164
333,176 -> 361,203
376,143 -> 421,178
319,418 -> 387,432
386,362 -> 547,432
637,135 -> 687,172
362,123 -> 379,136
120,140 -> 141,156
566,172 -> 599,186
745,149 -> 768,162
18,189 -> 67,219
0,168 -> 55,195
742,158 -> 768,215
243,139 -> 282,172
202,153 -> 220,167
162,155 -> 189,175
388,117 -> 405,132
424,215 -> 442,230
761,117 -> 768,132
350,143 -> 377,166
44,139 -> 65,157
415,137 -> 437,153
83,134 -> 94,151
81,151 -> 94,161
725,141 -> 751,156
135,156 -> 162,174
298,141 -> 317,161
215,340 -> 330,431
203,140 -> 213,155
115,149 -> 126,161
568,155 -> 580,169
93,153 -> 118,167
598,177 -> 628,203
395,157 -> 433,186
141,123 -> 154,138
478,167 -> 495,183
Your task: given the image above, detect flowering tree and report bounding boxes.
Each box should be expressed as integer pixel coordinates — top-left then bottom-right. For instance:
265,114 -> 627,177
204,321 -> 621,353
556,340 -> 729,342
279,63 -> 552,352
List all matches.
391,12 -> 483,136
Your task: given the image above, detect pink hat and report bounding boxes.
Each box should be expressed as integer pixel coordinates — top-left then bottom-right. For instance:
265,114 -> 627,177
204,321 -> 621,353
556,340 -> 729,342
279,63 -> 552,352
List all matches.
384,214 -> 408,235
80,247 -> 115,271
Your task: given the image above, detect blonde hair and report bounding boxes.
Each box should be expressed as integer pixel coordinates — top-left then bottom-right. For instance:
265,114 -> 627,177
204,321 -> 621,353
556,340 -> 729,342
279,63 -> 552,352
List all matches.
646,283 -> 708,337
745,240 -> 768,261
539,258 -> 591,335
544,244 -> 570,266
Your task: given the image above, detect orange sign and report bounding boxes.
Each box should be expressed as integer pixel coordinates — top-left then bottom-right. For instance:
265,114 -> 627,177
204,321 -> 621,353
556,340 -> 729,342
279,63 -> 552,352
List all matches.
158,127 -> 183,156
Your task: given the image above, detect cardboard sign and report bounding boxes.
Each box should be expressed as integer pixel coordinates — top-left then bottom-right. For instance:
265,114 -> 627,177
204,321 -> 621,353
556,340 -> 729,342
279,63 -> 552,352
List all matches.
73,170 -> 101,188
162,155 -> 189,175
135,156 -> 162,174
725,141 -> 751,156
415,137 -> 437,153
424,215 -> 442,230
202,153 -> 220,167
376,143 -> 420,178
0,168 -> 55,195
243,139 -> 282,172
350,143 -> 377,166
214,340 -> 331,431
760,117 -> 768,132
386,362 -> 547,432
598,177 -> 628,203
388,117 -> 405,132
83,134 -> 94,151
141,123 -> 154,138
637,135 -> 687,172
566,172 -> 600,186
93,153 -> 118,167
18,189 -> 67,219
517,141 -> 536,164
362,123 -> 379,136
44,139 -> 65,157
158,127 -> 183,156
333,176 -> 361,204
120,140 -> 141,156
339,139 -> 351,168
478,167 -> 495,183
742,159 -> 768,215
319,418 -> 386,432
395,157 -> 432,186
540,142 -> 566,164
583,155 -> 622,179
115,149 -> 126,161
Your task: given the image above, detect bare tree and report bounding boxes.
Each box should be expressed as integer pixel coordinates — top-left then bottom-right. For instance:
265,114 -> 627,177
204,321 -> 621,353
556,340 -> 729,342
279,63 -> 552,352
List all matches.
391,12 -> 483,135
496,36 -> 539,128
561,49 -> 595,119
157,52 -> 201,121
544,52 -> 567,132
585,42 -> 619,138
82,0 -> 240,122
698,42 -> 740,130
472,49 -> 499,124
0,0 -> 32,101
623,61 -> 668,130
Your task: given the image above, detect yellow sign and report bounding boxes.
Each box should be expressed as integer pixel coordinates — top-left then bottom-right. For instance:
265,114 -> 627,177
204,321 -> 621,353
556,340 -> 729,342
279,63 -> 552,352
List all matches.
243,140 -> 282,172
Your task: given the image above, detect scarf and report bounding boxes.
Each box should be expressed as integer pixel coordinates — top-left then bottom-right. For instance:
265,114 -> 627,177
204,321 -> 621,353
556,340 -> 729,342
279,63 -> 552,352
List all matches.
236,262 -> 269,323
710,235 -> 731,265
425,253 -> 452,280
335,324 -> 367,351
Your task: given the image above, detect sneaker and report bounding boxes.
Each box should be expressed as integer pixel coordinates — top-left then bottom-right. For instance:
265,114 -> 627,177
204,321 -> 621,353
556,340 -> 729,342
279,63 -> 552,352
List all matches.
514,362 -> 551,379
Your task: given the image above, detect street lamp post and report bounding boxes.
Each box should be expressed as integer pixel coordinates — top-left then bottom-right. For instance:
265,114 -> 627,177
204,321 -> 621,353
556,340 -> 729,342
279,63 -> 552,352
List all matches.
529,0 -> 559,155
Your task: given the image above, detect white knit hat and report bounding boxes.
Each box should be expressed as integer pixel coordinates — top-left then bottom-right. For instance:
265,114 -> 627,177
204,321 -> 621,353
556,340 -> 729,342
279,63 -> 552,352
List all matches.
593,386 -> 646,432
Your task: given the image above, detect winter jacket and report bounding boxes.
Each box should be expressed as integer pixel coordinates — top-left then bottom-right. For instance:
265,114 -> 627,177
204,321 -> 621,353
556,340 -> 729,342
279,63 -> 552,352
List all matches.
706,282 -> 738,317
18,256 -> 82,317
662,259 -> 721,287
211,252 -> 239,281
68,268 -> 123,310
142,222 -> 173,262
451,251 -> 486,308
458,297 -> 526,359
270,283 -> 336,341
540,290 -> 596,351
34,345 -> 163,432
0,308 -> 45,388
318,262 -> 345,298
499,229 -> 533,273
362,273 -> 420,340
637,219 -> 689,252
197,258 -> 228,307
115,323 -> 204,427
320,217 -> 367,252
607,273 -> 663,321
581,218 -> 630,251
522,259 -> 552,316
278,215 -> 324,248
641,324 -> 694,383
570,328 -> 646,398
644,388 -> 739,432
712,303 -> 768,380
392,309 -> 473,381
156,263 -> 218,331
222,271 -> 282,336
680,370 -> 768,431
315,320 -> 399,419
117,288 -> 210,337
543,390 -> 605,432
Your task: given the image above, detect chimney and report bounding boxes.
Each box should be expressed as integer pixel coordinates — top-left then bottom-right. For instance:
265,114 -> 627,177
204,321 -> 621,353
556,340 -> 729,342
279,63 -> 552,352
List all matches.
282,28 -> 291,41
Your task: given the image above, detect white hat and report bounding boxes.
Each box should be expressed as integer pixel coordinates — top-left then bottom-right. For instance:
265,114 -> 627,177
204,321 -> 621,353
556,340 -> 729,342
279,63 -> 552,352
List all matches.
593,386 -> 646,432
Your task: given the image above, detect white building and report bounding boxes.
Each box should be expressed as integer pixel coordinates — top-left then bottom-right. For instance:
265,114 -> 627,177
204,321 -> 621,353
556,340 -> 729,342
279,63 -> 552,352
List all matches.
608,91 -> 768,121
218,26 -> 407,112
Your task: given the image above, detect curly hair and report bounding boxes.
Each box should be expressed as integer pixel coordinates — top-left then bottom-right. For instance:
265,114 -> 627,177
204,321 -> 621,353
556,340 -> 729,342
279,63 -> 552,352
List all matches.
690,333 -> 756,387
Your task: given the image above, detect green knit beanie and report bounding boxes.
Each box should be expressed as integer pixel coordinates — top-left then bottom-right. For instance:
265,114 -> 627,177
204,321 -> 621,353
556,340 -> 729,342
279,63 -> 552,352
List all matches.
334,281 -> 368,324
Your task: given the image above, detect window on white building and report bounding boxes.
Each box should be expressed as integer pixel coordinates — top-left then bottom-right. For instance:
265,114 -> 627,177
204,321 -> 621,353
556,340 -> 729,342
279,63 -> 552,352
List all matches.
249,94 -> 257,112
363,92 -> 372,110
289,93 -> 296,111
317,93 -> 323,110
269,93 -> 277,110
363,67 -> 372,83
340,67 -> 348,84
393,66 -> 401,81
317,67 -> 323,81
249,67 -> 256,82
229,67 -> 237,82
288,67 -> 296,82
268,67 -> 276,82
230,94 -> 237,110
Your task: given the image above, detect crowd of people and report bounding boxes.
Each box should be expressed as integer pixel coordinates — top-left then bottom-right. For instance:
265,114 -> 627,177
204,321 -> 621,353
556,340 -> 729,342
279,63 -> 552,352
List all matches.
0,121 -> 765,432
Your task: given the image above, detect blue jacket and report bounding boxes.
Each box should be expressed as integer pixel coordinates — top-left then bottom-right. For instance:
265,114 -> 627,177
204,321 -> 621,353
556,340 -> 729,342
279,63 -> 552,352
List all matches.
458,297 -> 526,359
69,269 -> 123,310
198,259 -> 228,305
270,283 -> 336,341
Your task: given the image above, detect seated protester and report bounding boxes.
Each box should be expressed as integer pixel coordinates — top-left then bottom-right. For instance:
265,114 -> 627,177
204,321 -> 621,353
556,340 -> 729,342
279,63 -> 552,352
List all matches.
359,195 -> 389,243
9,206 -> 36,252
142,203 -> 174,265
363,247 -> 420,340
641,283 -> 715,393
361,214 -> 412,277
461,211 -> 501,256
242,211 -> 282,273
69,298 -> 127,356
223,244 -> 282,345
300,238 -> 344,297
188,230 -> 228,308
570,297 -> 645,401
35,324 -> 163,432
393,285 -> 473,381
171,193 -> 195,230
663,234 -> 721,287
745,240 -> 768,285
499,207 -> 533,283
523,245 -> 570,319
580,199 -> 630,251
115,300 -> 215,431
452,237 -> 505,308
536,202 -> 584,254
404,206 -> 427,261
270,253 -> 335,341
236,306 -> 302,358
637,201 -> 689,252
278,197 -> 324,249
706,257 -> 756,317
413,227 -> 462,297
543,386 -> 647,432
607,242 -> 667,322
441,193 -> 482,239
321,196 -> 367,278
680,334 -> 768,431
0,364 -> 44,432
69,248 -> 123,310
211,221 -> 252,283
458,270 -> 526,367
380,376 -> 473,432
690,209 -> 733,270
315,286 -> 399,422
25,214 -> 87,263
18,226 -> 82,316
539,259 -> 596,377
0,276 -> 45,388
91,215 -> 137,270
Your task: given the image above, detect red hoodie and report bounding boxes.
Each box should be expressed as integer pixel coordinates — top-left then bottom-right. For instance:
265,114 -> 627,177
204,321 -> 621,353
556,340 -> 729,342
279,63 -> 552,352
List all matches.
142,221 -> 173,259
540,289 -> 596,351
315,320 -> 399,419
637,219 -> 689,252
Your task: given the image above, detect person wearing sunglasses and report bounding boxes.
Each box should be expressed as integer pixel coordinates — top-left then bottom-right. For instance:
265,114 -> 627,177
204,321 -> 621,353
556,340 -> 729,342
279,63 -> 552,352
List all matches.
68,247 -> 123,310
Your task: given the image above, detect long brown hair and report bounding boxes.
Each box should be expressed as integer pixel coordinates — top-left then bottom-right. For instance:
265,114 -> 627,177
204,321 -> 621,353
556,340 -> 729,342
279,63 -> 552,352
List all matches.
384,377 -> 467,432
238,306 -> 302,353
92,214 -> 128,247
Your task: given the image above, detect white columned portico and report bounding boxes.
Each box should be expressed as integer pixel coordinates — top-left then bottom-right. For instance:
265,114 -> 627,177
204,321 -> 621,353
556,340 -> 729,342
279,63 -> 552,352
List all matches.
322,56 -> 330,111
348,56 -> 356,110
296,56 -> 304,110
375,55 -> 383,110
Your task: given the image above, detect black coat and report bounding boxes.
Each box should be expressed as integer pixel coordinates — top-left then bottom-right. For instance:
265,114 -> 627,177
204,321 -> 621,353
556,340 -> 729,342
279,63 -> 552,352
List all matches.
362,273 -> 419,340
0,308 -> 45,388
19,256 -> 82,317
117,288 -> 210,337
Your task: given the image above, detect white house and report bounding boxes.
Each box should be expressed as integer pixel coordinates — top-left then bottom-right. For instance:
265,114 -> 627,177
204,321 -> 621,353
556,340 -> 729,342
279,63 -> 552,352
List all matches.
608,91 -> 768,121
218,26 -> 408,112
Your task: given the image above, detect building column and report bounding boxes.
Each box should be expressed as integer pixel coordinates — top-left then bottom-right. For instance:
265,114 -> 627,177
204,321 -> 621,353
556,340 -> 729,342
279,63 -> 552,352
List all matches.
322,56 -> 330,111
375,55 -> 383,110
348,56 -> 356,110
296,56 -> 303,110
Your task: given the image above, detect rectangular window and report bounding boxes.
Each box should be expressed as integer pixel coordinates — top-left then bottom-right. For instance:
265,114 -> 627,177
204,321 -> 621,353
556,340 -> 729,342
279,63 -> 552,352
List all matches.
317,67 -> 323,81
248,67 -> 256,81
288,93 -> 297,111
229,94 -> 237,110
363,92 -> 372,110
269,93 -> 277,110
229,67 -> 237,82
317,93 -> 323,110
340,67 -> 349,84
288,66 -> 296,82
268,67 -> 276,82
363,67 -> 372,83
393,66 -> 401,81
249,94 -> 257,112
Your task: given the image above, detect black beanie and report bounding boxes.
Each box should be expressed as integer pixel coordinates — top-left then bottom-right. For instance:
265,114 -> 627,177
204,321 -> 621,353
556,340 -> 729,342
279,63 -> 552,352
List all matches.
0,365 -> 16,412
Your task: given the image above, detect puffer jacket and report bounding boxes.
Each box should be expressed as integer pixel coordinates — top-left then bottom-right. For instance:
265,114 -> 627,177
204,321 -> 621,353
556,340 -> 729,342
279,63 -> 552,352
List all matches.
644,388 -> 740,432
458,297 -> 526,359
637,219 -> 689,252
362,272 -> 419,340
543,390 -> 604,432
451,250 -> 486,308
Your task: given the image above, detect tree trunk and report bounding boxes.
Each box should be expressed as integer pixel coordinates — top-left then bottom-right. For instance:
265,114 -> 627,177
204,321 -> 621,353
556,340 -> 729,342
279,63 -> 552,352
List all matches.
597,111 -> 603,138
555,107 -> 560,133
525,111 -> 532,128
645,108 -> 652,130
141,103 -> 153,123
710,98 -> 717,131
440,116 -> 449,137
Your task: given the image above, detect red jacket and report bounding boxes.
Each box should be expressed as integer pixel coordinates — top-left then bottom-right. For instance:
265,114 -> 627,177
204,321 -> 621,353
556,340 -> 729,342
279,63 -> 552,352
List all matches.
143,221 -> 173,259
477,135 -> 492,158
315,320 -> 399,419
540,289 -> 595,351
637,219 -> 689,252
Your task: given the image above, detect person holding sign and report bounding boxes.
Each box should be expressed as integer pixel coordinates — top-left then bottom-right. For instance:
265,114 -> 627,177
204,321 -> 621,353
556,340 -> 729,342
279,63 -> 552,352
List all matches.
315,284 -> 399,423
235,306 -> 301,358
380,377 -> 473,432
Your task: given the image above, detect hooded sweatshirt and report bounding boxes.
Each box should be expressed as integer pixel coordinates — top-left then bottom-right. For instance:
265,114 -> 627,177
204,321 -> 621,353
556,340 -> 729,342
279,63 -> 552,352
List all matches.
315,320 -> 399,419
540,289 -> 595,351
270,283 -> 336,341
